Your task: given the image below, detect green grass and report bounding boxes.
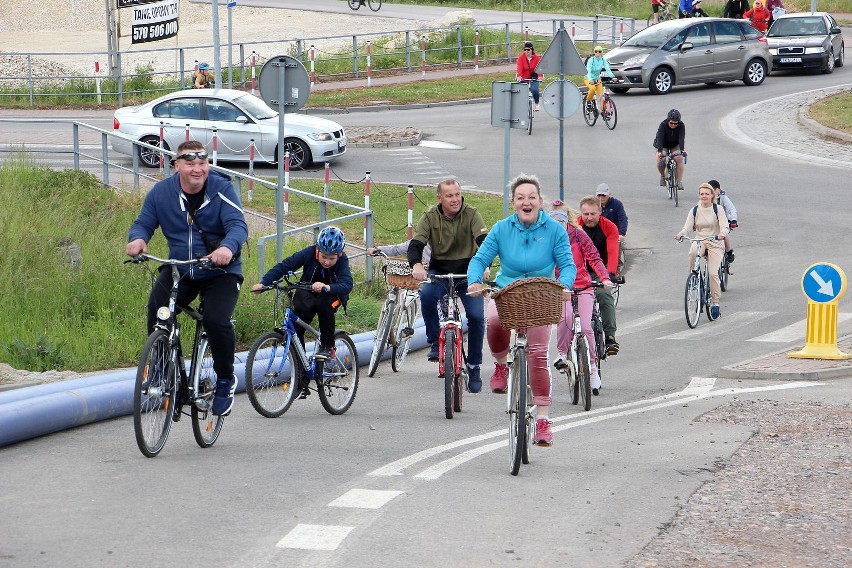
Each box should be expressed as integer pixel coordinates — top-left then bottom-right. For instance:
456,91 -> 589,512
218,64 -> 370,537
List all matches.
809,92 -> 852,135
0,157 -> 505,372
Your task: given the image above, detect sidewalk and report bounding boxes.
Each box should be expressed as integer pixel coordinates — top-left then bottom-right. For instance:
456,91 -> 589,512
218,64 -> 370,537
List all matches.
721,334 -> 852,380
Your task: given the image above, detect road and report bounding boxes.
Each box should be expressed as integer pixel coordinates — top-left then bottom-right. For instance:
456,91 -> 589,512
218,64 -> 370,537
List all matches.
1,27 -> 852,568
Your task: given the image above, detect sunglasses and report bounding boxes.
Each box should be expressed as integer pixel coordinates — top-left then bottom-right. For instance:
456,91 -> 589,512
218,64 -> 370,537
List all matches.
523,48 -> 532,51
175,151 -> 209,162
668,121 -> 679,126
594,50 -> 602,53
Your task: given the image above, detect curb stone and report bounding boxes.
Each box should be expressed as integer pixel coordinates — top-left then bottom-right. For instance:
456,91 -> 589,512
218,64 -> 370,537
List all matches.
719,333 -> 852,380
798,100 -> 852,144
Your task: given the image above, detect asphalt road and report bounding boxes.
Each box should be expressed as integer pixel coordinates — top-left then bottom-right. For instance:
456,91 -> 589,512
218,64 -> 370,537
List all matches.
1,30 -> 852,568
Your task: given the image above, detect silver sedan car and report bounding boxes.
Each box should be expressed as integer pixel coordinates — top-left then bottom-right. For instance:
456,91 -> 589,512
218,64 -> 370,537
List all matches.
112,89 -> 347,169
766,12 -> 845,74
605,17 -> 771,95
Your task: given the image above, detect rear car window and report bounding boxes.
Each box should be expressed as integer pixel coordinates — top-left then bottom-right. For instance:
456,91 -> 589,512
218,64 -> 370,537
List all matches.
713,21 -> 745,44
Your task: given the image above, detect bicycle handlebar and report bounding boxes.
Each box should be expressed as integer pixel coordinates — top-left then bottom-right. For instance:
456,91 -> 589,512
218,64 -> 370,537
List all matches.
677,235 -> 720,243
125,253 -> 213,268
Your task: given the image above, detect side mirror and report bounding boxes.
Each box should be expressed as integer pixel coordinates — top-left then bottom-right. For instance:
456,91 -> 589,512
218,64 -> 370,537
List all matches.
680,41 -> 694,52
830,27 -> 842,34
236,116 -> 248,124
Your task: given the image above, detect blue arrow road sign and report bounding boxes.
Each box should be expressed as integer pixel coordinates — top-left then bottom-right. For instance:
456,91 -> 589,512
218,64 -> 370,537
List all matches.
227,0 -> 237,7
801,263 -> 846,303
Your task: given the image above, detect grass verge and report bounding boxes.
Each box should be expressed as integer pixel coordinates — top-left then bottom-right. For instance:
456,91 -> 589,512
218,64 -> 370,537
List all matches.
808,91 -> 852,136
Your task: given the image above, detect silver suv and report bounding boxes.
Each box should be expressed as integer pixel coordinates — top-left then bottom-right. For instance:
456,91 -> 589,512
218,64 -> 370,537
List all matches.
605,18 -> 771,95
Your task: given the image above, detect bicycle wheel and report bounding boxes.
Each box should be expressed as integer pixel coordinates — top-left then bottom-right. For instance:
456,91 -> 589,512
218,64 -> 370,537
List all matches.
527,98 -> 534,135
602,96 -> 617,130
443,329 -> 457,419
509,348 -> 527,476
191,336 -> 224,448
576,336 -> 592,411
703,270 -> 714,320
368,298 -> 394,377
318,331 -> 360,415
368,0 -> 381,11
685,272 -> 701,328
245,331 -> 301,418
522,380 -> 533,464
592,311 -> 607,362
568,360 -> 579,405
719,257 -> 729,292
133,330 -> 175,458
667,162 -> 677,201
647,14 -> 656,27
583,98 -> 597,126
347,0 -> 360,9
391,295 -> 417,372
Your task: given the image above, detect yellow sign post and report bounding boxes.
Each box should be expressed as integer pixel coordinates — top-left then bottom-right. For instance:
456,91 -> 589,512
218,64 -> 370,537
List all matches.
789,262 -> 851,360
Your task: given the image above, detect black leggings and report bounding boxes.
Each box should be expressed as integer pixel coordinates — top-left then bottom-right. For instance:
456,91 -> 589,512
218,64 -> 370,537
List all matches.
292,288 -> 339,350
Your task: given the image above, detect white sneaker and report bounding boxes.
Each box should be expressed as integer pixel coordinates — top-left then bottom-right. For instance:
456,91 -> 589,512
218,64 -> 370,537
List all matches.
535,103 -> 541,111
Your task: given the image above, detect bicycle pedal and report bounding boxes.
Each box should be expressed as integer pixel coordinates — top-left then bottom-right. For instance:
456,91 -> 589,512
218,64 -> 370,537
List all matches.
400,327 -> 415,338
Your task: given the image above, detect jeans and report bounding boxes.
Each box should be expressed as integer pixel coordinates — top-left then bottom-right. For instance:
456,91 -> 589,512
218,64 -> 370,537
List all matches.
420,272 -> 484,366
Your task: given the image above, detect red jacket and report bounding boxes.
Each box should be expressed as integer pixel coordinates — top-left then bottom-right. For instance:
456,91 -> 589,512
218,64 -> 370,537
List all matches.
516,53 -> 541,80
566,225 -> 609,289
744,6 -> 771,31
577,215 -> 620,275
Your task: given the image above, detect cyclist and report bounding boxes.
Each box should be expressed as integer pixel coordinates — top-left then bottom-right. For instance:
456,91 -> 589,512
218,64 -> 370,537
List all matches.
707,180 -> 738,264
654,109 -> 687,191
409,179 -> 488,393
584,45 -> 614,116
516,41 -> 543,112
549,202 -> 612,397
126,140 -> 248,416
675,183 -> 730,320
596,183 -> 628,274
252,227 -> 353,396
577,195 -> 621,355
193,62 -> 216,89
467,173 -> 576,446
679,0 -> 694,18
651,0 -> 667,24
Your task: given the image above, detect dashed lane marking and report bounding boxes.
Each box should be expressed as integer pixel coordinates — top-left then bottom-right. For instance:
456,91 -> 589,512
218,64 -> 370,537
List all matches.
276,524 -> 355,550
749,313 -> 852,343
658,311 -> 774,340
328,489 -> 404,509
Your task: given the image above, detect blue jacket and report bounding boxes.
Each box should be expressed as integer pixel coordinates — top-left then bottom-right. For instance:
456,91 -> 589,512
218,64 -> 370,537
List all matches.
585,55 -> 613,82
467,210 -> 576,289
128,170 -> 247,280
601,196 -> 628,236
261,246 -> 354,307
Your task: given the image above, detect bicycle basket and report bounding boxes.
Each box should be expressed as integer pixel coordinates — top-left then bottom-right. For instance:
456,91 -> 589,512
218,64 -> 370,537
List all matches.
384,257 -> 420,290
492,277 -> 565,330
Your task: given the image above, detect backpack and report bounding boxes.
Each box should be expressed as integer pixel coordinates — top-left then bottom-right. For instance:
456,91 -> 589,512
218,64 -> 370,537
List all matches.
692,203 -> 719,231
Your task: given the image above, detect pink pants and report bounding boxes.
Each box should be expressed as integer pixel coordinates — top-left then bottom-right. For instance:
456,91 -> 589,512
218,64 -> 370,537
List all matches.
556,291 -> 596,357
486,299 -> 554,407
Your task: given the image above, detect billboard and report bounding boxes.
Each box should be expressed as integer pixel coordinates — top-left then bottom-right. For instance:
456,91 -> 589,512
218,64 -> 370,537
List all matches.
127,0 -> 180,44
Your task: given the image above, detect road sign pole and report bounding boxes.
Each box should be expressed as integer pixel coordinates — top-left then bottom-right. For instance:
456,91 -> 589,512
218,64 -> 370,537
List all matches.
789,262 -> 850,360
503,95 -> 511,218
276,66 -> 287,262
227,4 -> 233,89
558,22 -> 566,200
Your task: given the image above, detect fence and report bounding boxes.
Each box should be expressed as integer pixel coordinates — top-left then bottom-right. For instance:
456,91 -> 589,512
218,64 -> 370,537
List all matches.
0,16 -> 635,107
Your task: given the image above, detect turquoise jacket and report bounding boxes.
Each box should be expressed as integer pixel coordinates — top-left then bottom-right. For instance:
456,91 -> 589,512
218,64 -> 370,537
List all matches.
467,210 -> 576,289
585,55 -> 613,82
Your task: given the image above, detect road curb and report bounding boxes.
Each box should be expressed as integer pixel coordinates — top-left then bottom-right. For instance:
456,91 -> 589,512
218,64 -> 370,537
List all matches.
719,333 -> 852,381
797,99 -> 852,144
305,96 -> 492,115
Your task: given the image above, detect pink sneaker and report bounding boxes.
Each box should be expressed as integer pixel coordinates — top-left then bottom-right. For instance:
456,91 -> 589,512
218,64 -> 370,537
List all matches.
535,418 -> 553,446
490,362 -> 509,394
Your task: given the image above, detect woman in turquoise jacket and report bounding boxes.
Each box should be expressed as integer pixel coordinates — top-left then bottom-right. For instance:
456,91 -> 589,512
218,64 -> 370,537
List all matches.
584,45 -> 614,113
467,173 -> 576,447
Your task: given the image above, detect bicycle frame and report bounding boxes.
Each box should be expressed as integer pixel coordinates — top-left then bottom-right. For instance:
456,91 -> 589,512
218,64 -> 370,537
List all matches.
271,292 -> 327,381
431,274 -> 467,381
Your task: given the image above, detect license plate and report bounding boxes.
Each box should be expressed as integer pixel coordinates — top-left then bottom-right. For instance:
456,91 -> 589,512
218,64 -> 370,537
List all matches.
779,57 -> 802,63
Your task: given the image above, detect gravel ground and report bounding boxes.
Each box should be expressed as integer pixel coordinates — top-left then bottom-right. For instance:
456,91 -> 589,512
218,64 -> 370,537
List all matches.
628,399 -> 852,568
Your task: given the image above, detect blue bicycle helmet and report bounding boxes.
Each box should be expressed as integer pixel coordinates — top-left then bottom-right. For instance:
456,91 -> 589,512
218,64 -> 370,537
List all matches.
316,226 -> 345,254
198,62 -> 210,70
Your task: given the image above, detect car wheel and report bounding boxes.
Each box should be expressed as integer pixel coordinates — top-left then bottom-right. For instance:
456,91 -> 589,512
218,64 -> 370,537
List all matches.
138,136 -> 168,168
822,49 -> 835,74
836,44 -> 844,68
649,68 -> 673,95
277,138 -> 312,170
743,59 -> 767,86
610,86 -> 629,94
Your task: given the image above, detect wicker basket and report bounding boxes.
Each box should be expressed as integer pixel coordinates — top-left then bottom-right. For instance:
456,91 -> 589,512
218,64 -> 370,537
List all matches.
384,257 -> 420,290
492,277 -> 565,330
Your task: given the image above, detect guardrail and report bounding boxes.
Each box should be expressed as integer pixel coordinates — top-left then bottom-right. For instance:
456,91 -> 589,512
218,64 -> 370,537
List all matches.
0,17 -> 635,107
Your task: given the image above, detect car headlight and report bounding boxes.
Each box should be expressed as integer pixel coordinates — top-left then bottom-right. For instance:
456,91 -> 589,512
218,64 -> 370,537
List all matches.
623,54 -> 649,67
804,47 -> 825,54
768,48 -> 778,55
307,132 -> 333,141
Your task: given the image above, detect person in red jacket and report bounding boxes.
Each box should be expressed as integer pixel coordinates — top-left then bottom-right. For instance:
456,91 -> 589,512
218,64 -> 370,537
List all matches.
578,195 -> 621,355
743,1 -> 771,31
516,41 -> 543,111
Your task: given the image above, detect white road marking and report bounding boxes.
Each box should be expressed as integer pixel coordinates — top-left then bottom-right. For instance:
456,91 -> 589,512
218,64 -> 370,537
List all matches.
276,524 -> 355,550
748,313 -> 852,343
328,489 -> 404,509
658,311 -> 774,340
617,310 -> 680,336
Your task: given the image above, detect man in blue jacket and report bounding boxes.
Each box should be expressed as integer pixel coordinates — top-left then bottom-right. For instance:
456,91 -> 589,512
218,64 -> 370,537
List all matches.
126,140 -> 248,416
596,183 -> 628,275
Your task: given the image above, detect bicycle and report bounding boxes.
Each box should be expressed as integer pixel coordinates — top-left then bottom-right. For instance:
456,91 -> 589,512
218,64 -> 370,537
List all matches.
368,251 -> 420,377
718,246 -> 731,292
660,149 -> 687,207
679,236 -> 720,328
429,273 -> 469,419
555,282 -> 608,412
126,253 -> 226,458
245,273 -> 360,417
582,76 -> 620,130
348,0 -> 381,12
486,277 -> 564,475
647,0 -> 675,27
517,78 -> 539,135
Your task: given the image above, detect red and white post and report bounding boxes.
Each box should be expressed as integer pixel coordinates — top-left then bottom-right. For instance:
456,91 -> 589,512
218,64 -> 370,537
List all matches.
158,121 -> 165,173
185,123 -> 190,142
474,31 -> 480,72
407,185 -> 414,240
571,22 -> 576,39
524,26 -> 529,41
284,150 -> 291,215
366,41 -> 372,87
94,61 -> 102,104
247,139 -> 256,203
310,44 -> 316,90
420,36 -> 427,80
250,51 -> 257,95
363,171 -> 371,242
211,127 -> 218,166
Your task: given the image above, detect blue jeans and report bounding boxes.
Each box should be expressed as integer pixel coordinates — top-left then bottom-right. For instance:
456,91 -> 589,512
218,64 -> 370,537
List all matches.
420,272 -> 485,366
529,79 -> 540,104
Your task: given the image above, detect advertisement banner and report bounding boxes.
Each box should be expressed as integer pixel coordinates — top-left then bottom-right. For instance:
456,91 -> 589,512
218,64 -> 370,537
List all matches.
130,0 -> 180,44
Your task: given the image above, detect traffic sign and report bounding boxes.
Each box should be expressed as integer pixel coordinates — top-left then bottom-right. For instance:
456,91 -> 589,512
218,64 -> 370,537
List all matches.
257,55 -> 310,113
227,0 -> 236,7
542,80 -> 582,120
801,262 -> 846,303
535,28 -> 587,76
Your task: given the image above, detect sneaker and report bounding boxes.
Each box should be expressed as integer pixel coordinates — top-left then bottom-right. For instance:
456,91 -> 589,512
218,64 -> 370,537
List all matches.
677,181 -> 684,191
660,176 -> 666,187
553,351 -> 568,370
591,367 -> 601,396
212,376 -> 237,416
490,362 -> 509,394
535,103 -> 541,111
534,418 -> 553,446
605,337 -> 619,356
427,342 -> 440,362
725,250 -> 735,264
710,304 -> 721,320
593,106 -> 599,117
467,365 -> 482,393
315,345 -> 333,360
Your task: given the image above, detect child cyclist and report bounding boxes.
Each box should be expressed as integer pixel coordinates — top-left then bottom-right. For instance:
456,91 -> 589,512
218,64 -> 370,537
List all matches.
252,227 -> 353,393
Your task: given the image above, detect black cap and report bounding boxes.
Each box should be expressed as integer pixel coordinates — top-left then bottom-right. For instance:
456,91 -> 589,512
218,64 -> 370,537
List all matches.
707,179 -> 720,189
